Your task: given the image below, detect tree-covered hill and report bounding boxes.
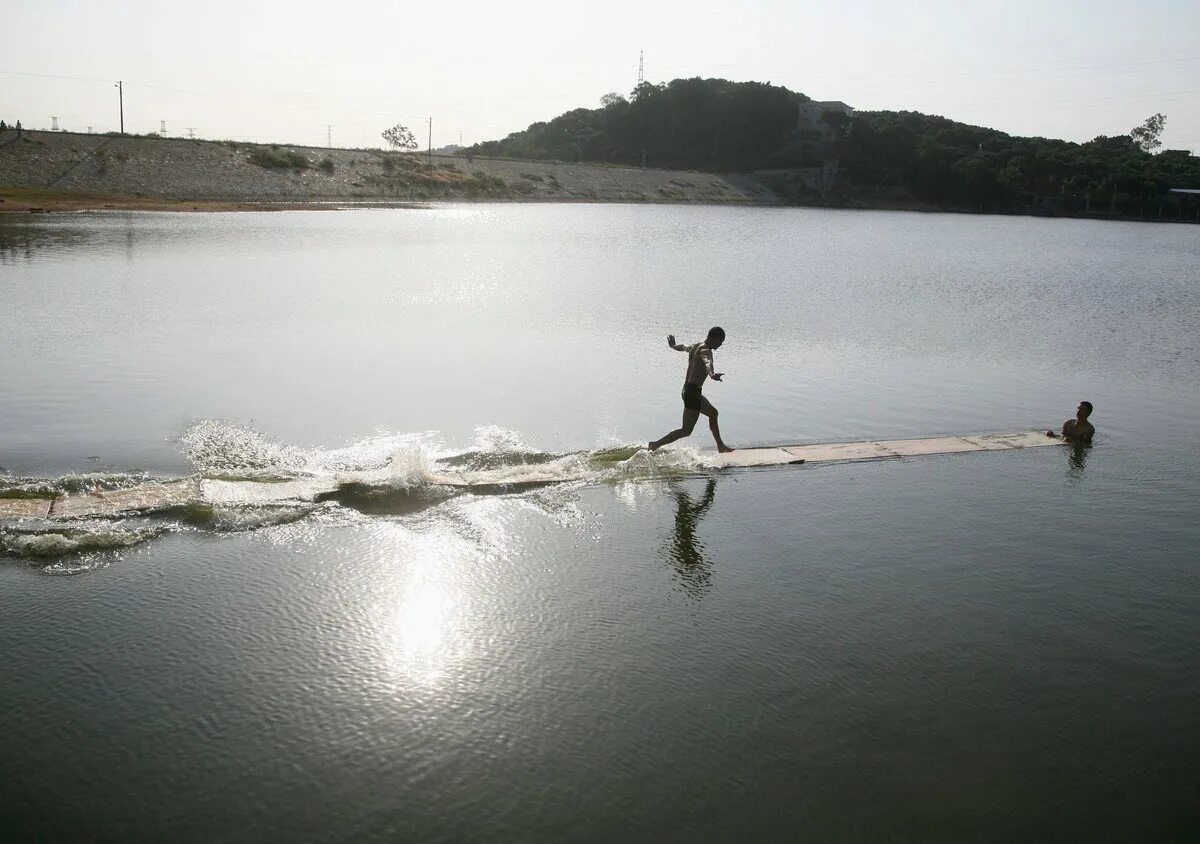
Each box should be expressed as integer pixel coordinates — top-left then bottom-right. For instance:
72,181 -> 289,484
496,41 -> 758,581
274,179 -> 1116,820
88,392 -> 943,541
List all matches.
467,78 -> 1200,216
470,78 -> 805,172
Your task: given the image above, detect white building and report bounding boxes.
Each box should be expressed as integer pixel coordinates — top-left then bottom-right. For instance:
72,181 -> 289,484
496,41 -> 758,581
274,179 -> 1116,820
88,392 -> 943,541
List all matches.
797,100 -> 854,139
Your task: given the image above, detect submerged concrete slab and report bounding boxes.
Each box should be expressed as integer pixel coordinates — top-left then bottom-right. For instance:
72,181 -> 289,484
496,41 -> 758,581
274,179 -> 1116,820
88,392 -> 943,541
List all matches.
875,437 -> 985,457
52,479 -> 199,518
962,432 -> 1063,450
698,432 -> 1064,468
709,447 -> 803,468
0,498 -> 54,519
783,441 -> 896,463
16,432 -> 1067,521
199,478 -> 339,505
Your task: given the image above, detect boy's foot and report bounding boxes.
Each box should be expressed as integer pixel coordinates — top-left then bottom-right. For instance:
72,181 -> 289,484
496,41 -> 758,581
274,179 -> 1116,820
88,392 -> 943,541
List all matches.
717,444 -> 735,453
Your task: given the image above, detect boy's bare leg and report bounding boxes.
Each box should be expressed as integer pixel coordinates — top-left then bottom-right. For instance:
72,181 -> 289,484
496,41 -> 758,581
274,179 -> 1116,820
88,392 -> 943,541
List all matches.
700,399 -> 733,453
650,409 -> 700,451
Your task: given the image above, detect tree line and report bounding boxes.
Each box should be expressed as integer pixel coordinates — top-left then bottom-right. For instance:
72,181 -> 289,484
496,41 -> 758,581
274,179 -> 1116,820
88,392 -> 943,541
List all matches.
840,110 -> 1195,215
462,78 -> 1198,216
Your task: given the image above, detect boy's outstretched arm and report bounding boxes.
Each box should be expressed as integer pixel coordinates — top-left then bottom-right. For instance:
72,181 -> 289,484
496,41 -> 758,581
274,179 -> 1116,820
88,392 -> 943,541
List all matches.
667,334 -> 687,351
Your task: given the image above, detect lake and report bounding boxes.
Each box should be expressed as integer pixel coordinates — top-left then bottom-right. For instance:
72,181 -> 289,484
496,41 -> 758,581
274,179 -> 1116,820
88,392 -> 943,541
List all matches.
2,205 -> 1198,839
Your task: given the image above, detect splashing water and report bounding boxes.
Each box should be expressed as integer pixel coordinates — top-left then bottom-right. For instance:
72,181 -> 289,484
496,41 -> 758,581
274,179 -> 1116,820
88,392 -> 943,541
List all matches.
1,421 -> 710,566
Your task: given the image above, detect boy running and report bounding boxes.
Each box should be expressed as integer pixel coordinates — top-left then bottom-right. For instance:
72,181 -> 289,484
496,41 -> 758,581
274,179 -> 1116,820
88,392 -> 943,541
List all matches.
649,327 -> 734,453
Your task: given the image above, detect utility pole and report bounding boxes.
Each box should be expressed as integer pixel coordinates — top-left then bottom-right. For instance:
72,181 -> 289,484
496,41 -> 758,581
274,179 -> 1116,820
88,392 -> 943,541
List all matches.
116,81 -> 124,134
325,124 -> 333,148
427,117 -> 433,168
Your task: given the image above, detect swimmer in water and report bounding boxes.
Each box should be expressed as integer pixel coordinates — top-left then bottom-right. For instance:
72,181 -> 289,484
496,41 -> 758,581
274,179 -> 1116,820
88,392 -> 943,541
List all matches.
1047,401 -> 1095,444
649,326 -> 734,453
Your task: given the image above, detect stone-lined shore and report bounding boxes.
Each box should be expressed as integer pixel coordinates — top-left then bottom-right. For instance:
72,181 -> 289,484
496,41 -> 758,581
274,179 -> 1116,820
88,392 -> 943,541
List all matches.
0,130 -> 779,212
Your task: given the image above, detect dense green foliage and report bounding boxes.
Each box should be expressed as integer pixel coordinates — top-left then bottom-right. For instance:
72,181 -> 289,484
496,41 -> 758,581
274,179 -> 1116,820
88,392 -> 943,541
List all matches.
470,78 -> 804,172
841,110 -> 1199,213
466,77 -> 1199,215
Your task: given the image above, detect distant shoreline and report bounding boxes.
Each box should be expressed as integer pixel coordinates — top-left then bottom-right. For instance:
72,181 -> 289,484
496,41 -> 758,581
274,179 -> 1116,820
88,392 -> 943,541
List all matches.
1,130 -> 1194,223
2,188 -> 1194,226
0,190 -> 755,214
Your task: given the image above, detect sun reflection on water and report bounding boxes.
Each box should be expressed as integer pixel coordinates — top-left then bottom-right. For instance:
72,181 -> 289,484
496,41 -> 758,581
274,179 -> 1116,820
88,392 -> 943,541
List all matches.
384,533 -> 465,686
380,500 -> 519,687
391,574 -> 455,684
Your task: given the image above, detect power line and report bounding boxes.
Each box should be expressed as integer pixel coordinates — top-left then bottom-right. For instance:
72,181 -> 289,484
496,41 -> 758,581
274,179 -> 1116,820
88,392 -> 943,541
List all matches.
1,72 -> 430,126
4,60 -> 1197,149
0,69 -> 115,83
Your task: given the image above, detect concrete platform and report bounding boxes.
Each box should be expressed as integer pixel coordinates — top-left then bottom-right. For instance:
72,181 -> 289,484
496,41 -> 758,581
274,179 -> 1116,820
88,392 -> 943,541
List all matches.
3,432 -> 1067,520
0,498 -> 55,520
199,478 -> 338,506
707,431 -> 1063,467
782,441 -> 896,463
875,436 -> 986,456
709,447 -> 804,468
50,479 -> 200,518
960,431 -> 1058,450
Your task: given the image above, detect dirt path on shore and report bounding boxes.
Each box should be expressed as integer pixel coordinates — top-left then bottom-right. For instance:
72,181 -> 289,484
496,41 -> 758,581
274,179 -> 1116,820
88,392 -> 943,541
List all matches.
0,130 -> 778,212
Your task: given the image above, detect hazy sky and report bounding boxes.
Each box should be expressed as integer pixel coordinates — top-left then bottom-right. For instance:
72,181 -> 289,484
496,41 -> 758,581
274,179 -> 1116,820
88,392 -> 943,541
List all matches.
6,0 -> 1198,152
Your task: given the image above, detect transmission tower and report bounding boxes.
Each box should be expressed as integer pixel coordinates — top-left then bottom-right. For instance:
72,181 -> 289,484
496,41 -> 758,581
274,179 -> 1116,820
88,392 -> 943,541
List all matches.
638,50 -> 644,86
51,116 -> 59,131
160,120 -> 167,135
186,128 -> 196,139
325,124 -> 333,148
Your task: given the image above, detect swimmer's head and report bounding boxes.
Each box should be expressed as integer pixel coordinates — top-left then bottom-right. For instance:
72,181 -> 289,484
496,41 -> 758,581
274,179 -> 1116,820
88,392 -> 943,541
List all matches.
707,326 -> 726,349
1078,401 -> 1093,418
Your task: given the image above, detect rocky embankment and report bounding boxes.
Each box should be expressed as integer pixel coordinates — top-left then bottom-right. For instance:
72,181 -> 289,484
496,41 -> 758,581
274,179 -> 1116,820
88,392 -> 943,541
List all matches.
0,130 -> 778,210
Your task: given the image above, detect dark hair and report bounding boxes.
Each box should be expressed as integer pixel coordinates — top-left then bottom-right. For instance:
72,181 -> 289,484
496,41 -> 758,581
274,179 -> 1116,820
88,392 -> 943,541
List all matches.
707,326 -> 725,341
1080,401 -> 1093,415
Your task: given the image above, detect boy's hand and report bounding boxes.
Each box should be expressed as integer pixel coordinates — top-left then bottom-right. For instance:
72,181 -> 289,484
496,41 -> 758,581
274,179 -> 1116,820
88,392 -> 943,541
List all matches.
711,373 -> 724,381
667,334 -> 676,347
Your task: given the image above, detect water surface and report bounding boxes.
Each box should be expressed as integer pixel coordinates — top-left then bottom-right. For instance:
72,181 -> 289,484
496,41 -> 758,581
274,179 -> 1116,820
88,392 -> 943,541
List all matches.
1,206 -> 1197,839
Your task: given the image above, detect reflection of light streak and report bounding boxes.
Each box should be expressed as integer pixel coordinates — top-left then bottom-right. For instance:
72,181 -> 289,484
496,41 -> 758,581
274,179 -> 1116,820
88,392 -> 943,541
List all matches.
395,579 -> 450,664
388,548 -> 457,686
380,500 -> 519,686
612,480 -> 656,513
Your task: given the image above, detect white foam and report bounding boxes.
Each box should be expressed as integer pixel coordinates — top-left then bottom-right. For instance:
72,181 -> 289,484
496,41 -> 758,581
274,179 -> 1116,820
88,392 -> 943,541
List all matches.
0,522 -> 161,559
469,425 -> 533,454
179,419 -> 441,479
